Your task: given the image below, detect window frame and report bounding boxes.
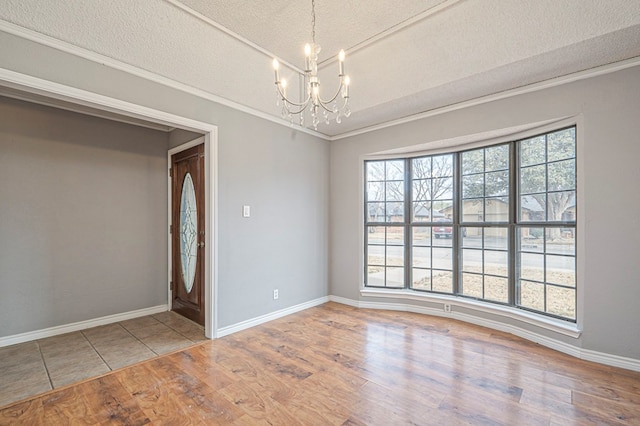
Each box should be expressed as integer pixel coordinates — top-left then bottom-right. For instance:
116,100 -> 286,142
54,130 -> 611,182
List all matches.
363,126 -> 577,323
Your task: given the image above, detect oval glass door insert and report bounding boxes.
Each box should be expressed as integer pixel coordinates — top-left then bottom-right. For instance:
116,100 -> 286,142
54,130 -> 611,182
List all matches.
180,172 -> 197,293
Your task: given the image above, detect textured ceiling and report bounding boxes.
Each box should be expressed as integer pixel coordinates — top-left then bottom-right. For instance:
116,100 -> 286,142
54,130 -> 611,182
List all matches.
0,0 -> 639,138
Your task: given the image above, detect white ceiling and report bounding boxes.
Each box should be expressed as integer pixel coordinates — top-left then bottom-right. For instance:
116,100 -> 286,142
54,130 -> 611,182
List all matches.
1,0 -> 639,138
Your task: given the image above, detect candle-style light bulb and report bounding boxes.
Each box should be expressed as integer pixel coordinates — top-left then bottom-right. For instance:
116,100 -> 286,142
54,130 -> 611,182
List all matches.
343,75 -> 350,98
338,49 -> 345,76
304,44 -> 312,71
272,58 -> 280,82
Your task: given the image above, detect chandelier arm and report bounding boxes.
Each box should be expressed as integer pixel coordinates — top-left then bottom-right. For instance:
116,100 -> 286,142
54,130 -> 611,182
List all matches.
276,84 -> 312,108
317,82 -> 345,106
283,98 -> 313,115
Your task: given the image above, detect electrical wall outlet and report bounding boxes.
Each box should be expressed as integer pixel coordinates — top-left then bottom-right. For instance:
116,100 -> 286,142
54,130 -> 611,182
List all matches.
444,303 -> 451,313
273,289 -> 279,300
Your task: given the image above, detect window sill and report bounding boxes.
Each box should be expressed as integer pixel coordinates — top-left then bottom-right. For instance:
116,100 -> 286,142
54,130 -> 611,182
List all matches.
360,288 -> 581,338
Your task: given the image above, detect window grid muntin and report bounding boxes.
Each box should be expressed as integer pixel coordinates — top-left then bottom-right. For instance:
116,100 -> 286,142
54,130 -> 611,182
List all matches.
410,154 -> 455,294
363,126 -> 577,322
461,143 -> 510,224
515,225 -> 576,320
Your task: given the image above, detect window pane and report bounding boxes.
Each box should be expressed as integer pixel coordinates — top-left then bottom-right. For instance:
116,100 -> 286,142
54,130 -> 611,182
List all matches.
367,266 -> 385,286
519,280 -> 545,311
462,200 -> 484,222
412,269 -> 430,290
432,155 -> 453,177
433,177 -> 453,200
548,159 -> 575,191
386,181 -> 404,201
484,228 -> 508,250
386,160 -> 404,180
520,195 -> 545,222
412,247 -> 431,268
545,255 -> 575,287
386,202 -> 404,222
520,136 -> 546,166
463,174 -> 484,198
485,250 -> 508,277
462,273 -> 483,298
520,253 -> 544,281
386,267 -> 405,288
413,201 -> 432,222
461,227 -> 482,247
367,161 -> 385,181
520,165 -> 546,194
387,228 -> 404,245
413,179 -> 431,201
462,249 -> 482,273
547,228 -> 575,254
412,157 -> 431,179
367,181 -> 384,201
432,247 -> 452,270
519,227 -> 544,252
485,171 -> 509,196
462,150 -> 483,175
413,227 -> 432,246
367,248 -> 384,266
386,246 -> 404,267
485,276 -> 508,303
367,226 -> 385,244
367,203 -> 385,222
547,191 -> 576,222
546,286 -> 575,319
485,198 -> 509,222
485,145 -> 509,171
432,271 -> 453,293
547,128 -> 576,162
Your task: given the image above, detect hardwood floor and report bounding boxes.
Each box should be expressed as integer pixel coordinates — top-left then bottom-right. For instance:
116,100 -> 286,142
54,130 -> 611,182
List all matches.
1,302 -> 639,425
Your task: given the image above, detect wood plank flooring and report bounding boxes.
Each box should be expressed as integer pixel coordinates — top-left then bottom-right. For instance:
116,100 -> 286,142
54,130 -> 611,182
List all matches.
1,302 -> 639,425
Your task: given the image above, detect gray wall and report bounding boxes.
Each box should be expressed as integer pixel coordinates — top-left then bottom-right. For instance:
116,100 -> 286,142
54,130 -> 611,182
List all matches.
0,30 -> 330,333
331,65 -> 640,360
0,97 -> 169,336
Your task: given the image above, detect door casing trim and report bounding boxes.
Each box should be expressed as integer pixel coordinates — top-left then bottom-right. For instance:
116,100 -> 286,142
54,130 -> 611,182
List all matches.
168,137 -> 217,337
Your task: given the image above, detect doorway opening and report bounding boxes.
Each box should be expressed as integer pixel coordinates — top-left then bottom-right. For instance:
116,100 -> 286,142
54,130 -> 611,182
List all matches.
0,70 -> 219,339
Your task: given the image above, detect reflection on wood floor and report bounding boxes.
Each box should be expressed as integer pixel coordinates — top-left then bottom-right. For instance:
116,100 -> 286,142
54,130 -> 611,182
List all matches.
1,302 -> 639,424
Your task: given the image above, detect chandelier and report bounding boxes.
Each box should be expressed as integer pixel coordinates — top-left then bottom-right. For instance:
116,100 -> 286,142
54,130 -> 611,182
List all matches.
271,0 -> 351,130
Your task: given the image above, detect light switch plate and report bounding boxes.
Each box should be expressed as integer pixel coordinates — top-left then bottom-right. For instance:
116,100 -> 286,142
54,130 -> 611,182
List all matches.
243,205 -> 251,217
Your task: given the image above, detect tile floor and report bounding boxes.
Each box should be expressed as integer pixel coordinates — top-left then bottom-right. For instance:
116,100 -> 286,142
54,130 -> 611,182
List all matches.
0,311 -> 206,407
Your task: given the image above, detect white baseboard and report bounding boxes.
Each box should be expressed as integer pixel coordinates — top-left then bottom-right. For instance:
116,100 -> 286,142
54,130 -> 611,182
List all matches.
0,305 -> 169,348
216,296 -> 329,337
328,295 -> 640,372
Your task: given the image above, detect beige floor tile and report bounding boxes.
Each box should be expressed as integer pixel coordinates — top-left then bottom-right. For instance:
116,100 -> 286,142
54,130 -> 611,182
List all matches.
0,341 -> 42,370
89,335 -> 156,370
153,312 -> 206,342
0,312 -> 210,405
46,356 -> 110,388
38,333 -> 92,358
129,326 -> 194,355
0,342 -> 51,407
119,316 -> 161,332
122,321 -> 169,341
39,333 -> 109,388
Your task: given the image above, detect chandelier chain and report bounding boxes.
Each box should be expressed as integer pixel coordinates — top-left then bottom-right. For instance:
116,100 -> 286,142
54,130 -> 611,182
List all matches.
311,0 -> 316,45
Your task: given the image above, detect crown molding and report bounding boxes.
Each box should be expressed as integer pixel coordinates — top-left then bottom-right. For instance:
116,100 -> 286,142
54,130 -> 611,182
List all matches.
2,19 -> 639,142
330,56 -> 640,141
0,20 -> 330,140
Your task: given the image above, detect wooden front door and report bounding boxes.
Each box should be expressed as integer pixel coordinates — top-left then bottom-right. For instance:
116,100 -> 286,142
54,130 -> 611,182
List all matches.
171,144 -> 205,325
